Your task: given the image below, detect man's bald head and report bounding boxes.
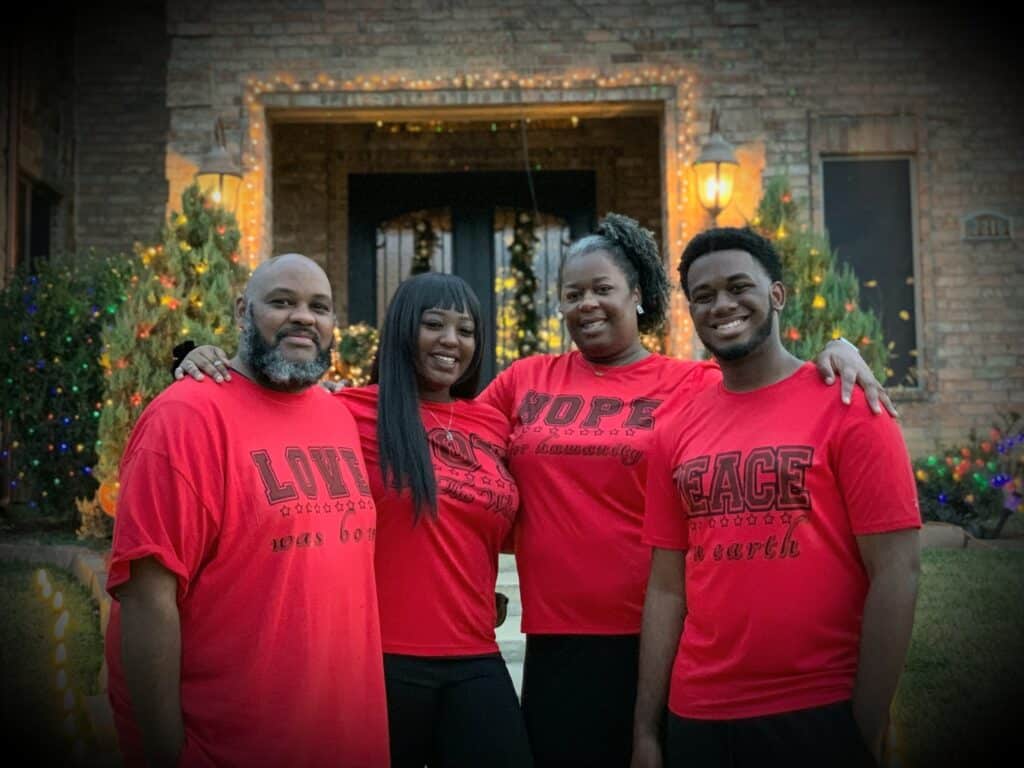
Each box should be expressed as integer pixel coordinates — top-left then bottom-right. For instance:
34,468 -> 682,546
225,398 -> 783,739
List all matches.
244,253 -> 331,303
232,252 -> 336,393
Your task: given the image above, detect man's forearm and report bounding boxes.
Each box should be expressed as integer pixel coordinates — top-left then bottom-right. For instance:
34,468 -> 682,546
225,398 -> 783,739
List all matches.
120,594 -> 185,768
634,556 -> 686,741
852,560 -> 919,760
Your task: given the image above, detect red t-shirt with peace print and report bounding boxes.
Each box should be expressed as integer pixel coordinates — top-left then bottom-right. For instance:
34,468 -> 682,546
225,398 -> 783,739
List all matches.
337,386 -> 519,656
643,363 -> 921,720
477,351 -> 720,635
106,375 -> 389,767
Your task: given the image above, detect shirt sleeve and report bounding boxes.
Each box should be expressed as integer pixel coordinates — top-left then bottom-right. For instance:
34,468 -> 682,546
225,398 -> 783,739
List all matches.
107,408 -> 222,604
476,360 -> 518,417
642,427 -> 690,551
833,409 -> 922,536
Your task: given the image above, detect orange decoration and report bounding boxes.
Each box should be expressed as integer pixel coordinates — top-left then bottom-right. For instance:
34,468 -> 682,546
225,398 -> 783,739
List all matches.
98,480 -> 120,517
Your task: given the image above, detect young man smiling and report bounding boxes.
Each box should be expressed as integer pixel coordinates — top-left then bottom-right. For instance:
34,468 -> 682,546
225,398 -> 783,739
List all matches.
632,228 -> 921,768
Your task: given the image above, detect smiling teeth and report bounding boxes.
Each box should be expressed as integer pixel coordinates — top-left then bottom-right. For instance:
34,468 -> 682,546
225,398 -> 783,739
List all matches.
718,319 -> 745,331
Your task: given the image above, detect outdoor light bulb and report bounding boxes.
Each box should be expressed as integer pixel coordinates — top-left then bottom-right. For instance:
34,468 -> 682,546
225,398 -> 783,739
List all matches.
42,582 -> 52,599
702,175 -> 721,205
56,643 -> 67,665
56,669 -> 67,690
212,188 -> 222,204
36,569 -> 48,588
55,610 -> 69,640
53,591 -> 64,610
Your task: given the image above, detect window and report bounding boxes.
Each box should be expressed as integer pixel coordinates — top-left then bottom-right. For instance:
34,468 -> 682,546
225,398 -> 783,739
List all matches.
822,158 -> 918,386
15,176 -> 58,273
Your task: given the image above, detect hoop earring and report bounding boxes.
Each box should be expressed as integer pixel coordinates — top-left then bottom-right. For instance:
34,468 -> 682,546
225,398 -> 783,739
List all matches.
636,304 -> 644,316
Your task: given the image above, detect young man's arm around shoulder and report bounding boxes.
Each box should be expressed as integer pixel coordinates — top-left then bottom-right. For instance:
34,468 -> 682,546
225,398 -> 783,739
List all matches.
115,556 -> 184,768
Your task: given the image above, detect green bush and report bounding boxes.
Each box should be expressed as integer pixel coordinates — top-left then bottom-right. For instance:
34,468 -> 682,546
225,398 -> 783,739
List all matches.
0,252 -> 131,521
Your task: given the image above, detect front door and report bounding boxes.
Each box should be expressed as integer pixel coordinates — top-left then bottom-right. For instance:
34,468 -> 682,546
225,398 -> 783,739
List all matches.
348,171 -> 595,385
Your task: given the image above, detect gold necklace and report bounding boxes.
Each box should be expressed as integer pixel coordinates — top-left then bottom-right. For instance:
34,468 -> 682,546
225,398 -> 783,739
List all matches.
425,401 -> 456,442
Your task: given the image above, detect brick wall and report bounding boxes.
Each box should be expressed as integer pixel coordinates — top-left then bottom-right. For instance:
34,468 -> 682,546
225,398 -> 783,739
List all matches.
50,0 -> 1024,456
72,0 -> 170,254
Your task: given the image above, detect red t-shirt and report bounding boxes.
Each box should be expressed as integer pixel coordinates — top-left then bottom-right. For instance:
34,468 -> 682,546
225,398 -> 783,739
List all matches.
643,363 -> 922,720
105,375 -> 389,767
337,386 -> 519,656
478,351 -> 720,634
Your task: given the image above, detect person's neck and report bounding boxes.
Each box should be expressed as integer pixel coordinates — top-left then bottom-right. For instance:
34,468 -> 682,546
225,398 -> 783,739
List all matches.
580,341 -> 649,368
418,388 -> 454,404
716,337 -> 803,393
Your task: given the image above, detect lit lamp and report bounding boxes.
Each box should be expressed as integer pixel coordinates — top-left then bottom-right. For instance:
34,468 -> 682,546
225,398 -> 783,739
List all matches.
195,118 -> 242,213
693,108 -> 738,224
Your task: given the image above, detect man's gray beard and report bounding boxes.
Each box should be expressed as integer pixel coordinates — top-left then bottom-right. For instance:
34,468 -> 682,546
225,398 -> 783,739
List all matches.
699,309 -> 775,362
239,308 -> 332,392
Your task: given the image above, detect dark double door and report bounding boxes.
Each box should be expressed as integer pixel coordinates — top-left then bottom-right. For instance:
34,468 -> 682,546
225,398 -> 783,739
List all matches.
348,171 -> 595,384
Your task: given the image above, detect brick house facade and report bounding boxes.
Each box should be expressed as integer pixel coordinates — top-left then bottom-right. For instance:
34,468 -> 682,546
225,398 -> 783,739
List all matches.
3,0 -> 1021,456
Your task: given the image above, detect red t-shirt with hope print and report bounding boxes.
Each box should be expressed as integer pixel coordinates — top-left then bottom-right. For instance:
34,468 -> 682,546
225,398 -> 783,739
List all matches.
105,374 -> 389,768
478,351 -> 720,635
337,386 -> 519,656
643,363 -> 921,720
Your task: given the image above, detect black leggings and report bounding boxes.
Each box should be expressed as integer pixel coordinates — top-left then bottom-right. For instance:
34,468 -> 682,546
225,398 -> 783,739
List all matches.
384,653 -> 533,768
665,700 -> 877,768
520,634 -> 639,768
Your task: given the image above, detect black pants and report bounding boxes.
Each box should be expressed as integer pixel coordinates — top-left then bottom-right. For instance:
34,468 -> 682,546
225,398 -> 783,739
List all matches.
666,700 -> 878,768
383,653 -> 533,768
521,634 -> 639,768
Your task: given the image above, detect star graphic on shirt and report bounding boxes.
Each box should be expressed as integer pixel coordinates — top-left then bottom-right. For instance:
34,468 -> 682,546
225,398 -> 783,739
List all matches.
305,502 -> 314,514
708,518 -> 716,528
593,429 -> 604,436
358,499 -> 370,511
312,502 -> 321,514
481,476 -> 492,486
280,504 -> 290,517
733,515 -> 743,527
534,426 -> 543,433
747,514 -> 758,526
781,512 -> 792,524
565,428 -> 575,436
335,501 -> 346,514
579,429 -> 588,436
720,517 -> 729,527
549,427 -> 560,436
609,429 -> 619,436
345,501 -> 356,513
625,429 -> 636,437
764,513 -> 774,525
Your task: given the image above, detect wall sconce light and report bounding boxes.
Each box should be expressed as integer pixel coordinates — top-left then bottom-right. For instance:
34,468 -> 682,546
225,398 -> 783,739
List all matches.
693,108 -> 738,225
195,118 -> 242,213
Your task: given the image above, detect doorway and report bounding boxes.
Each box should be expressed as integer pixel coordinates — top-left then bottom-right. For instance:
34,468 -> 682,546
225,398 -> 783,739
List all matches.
348,171 -> 596,383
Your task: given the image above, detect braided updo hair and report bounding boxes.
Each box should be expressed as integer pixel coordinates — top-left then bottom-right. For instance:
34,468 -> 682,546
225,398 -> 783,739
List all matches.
559,212 -> 670,334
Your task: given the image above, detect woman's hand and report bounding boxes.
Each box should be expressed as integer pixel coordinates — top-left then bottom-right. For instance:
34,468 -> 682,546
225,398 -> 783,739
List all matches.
815,338 -> 897,417
174,345 -> 232,383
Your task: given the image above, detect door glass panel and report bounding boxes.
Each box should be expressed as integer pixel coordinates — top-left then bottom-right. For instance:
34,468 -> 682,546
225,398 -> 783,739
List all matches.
493,208 -> 571,371
375,208 -> 452,327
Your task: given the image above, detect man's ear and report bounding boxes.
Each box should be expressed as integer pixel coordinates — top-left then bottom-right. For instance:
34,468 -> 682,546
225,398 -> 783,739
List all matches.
234,296 -> 247,327
770,281 -> 786,312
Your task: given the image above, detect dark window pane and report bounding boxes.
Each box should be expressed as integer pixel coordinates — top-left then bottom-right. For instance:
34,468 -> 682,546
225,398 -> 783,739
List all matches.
823,159 -> 917,386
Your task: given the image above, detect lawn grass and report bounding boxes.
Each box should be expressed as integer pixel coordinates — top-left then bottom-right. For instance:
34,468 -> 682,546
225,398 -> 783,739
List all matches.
891,547 -> 1024,767
0,559 -> 106,763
